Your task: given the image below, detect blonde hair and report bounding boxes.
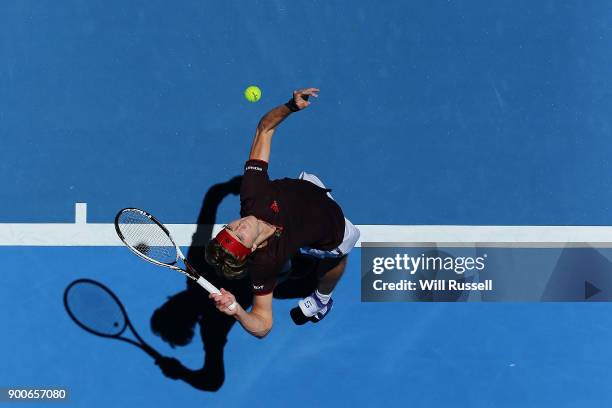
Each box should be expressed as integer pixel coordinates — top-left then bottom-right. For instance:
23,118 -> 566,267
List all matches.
205,239 -> 248,280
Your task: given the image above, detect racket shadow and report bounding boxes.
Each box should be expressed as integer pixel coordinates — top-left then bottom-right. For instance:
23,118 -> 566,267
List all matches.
63,278 -> 162,359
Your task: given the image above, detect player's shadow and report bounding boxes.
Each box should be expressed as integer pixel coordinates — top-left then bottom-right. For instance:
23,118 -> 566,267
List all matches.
151,176 -> 317,391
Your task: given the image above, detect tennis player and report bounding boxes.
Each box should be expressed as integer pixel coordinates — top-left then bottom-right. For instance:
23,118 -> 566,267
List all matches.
205,88 -> 360,338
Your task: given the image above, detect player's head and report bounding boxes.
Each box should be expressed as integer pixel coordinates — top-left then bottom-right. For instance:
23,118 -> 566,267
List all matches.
223,216 -> 262,248
205,217 -> 258,280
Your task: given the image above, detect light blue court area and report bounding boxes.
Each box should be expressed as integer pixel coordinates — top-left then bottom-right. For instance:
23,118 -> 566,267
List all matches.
2,1 -> 612,406
2,247 -> 612,407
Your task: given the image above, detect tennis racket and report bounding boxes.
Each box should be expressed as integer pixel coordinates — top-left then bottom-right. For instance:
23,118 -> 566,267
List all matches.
64,278 -> 161,359
114,208 -> 236,310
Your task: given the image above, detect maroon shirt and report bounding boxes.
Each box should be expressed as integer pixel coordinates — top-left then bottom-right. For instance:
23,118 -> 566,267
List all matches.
240,160 -> 345,295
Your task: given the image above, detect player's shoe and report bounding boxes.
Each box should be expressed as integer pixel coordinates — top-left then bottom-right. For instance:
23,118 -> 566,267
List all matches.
290,293 -> 333,325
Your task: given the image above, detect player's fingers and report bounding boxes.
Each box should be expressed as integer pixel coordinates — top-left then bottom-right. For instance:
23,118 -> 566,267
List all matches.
217,300 -> 234,314
220,289 -> 235,300
215,295 -> 229,306
301,88 -> 319,95
294,88 -> 316,96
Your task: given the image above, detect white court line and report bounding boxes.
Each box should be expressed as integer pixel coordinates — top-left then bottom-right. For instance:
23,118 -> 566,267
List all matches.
75,202 -> 87,225
0,223 -> 611,247
0,204 -> 611,246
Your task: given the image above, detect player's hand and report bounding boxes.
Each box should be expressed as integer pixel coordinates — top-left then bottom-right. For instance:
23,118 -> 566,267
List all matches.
292,88 -> 319,110
210,288 -> 239,316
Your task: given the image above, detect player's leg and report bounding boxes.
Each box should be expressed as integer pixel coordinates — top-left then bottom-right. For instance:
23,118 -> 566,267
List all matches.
293,171 -> 360,324
316,255 -> 347,294
291,255 -> 348,324
291,219 -> 359,324
273,254 -> 319,299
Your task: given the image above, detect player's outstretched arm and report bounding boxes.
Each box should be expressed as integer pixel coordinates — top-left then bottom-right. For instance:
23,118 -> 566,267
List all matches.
210,289 -> 274,338
249,88 -> 319,162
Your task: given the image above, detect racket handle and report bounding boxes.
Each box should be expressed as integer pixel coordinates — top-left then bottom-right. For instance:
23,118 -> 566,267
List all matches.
195,276 -> 220,294
195,277 -> 238,311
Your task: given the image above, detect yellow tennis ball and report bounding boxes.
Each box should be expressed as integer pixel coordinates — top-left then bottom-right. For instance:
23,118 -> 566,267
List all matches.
244,86 -> 261,102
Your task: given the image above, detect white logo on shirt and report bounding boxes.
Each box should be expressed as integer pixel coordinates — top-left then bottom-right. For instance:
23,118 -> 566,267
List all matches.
253,284 -> 264,290
246,165 -> 263,172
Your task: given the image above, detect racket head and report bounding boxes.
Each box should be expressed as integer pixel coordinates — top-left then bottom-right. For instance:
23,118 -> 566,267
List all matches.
114,208 -> 180,267
64,279 -> 129,338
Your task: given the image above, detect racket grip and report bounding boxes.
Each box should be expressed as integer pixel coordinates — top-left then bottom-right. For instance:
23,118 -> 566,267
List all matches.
196,276 -> 221,295
196,277 -> 238,312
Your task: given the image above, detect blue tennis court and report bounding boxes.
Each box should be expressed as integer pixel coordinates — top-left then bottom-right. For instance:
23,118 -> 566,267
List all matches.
2,1 -> 612,406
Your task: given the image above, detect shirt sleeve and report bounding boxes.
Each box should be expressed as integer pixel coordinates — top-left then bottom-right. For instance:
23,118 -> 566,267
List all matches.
240,159 -> 271,216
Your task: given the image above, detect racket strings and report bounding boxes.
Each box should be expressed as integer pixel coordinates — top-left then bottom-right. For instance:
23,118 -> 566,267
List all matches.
117,210 -> 177,265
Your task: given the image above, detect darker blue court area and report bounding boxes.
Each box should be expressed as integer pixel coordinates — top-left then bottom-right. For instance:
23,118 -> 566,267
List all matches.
1,0 -> 611,225
1,1 -> 612,407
